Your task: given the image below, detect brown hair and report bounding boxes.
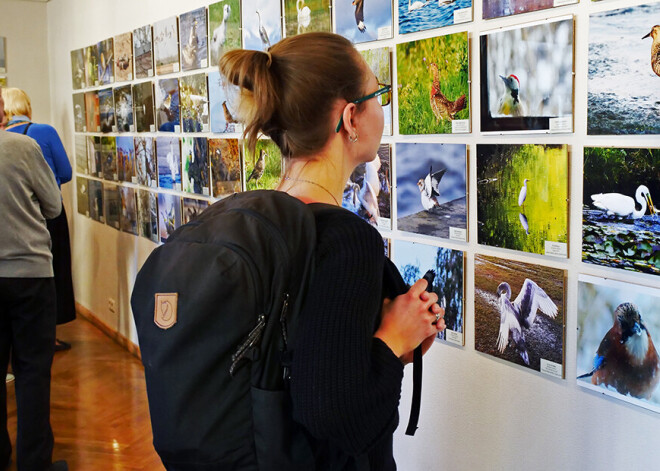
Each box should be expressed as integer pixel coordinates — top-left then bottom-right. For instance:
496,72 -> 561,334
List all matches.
219,32 -> 367,158
0,87 -> 32,120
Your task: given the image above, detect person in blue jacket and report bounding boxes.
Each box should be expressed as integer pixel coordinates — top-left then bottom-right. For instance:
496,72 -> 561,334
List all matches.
2,88 -> 76,352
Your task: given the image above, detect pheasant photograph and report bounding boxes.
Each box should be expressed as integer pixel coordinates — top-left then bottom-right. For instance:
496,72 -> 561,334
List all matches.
428,62 -> 467,121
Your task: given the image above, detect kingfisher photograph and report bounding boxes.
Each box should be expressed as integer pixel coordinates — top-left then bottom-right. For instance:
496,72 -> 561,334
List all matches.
360,47 -> 392,135
480,16 -> 574,133
475,254 -> 565,376
588,2 -> 660,135
482,0 -> 575,20
153,16 -> 180,75
179,7 -> 208,71
582,147 -> 659,275
209,0 -> 241,66
242,0 -> 282,51
398,0 -> 472,35
477,144 -> 569,257
396,142 -> 467,240
335,0 -> 393,44
577,275 -> 660,412
133,24 -> 153,79
396,32 -> 469,135
283,0 -> 331,37
209,138 -> 241,197
392,240 -> 465,345
244,139 -> 282,191
113,32 -> 133,82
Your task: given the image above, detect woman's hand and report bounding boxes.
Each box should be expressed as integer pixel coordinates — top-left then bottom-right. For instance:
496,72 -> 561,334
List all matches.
374,278 -> 445,363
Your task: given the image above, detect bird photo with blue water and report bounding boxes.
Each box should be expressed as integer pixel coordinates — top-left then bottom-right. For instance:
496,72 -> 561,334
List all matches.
180,73 -> 209,132
477,144 -> 569,257
158,192 -> 182,243
335,0 -> 393,44
482,0 -> 572,20
582,147 -> 659,275
116,135 -> 135,183
396,142 -> 466,239
342,143 -> 391,229
114,84 -> 134,132
577,275 -> 660,412
210,138 -> 241,197
245,139 -> 282,191
133,24 -> 153,79
182,137 -> 210,195
360,46 -> 392,135
392,240 -> 464,344
97,37 -> 114,85
243,0 -> 282,51
153,16 -> 180,75
119,186 -> 138,235
179,7 -> 208,71
397,32 -> 469,134
284,0 -> 331,37
113,32 -> 133,82
480,16 -> 574,133
209,0 -> 242,66
475,254 -> 565,374
398,0 -> 471,35
156,136 -> 182,190
156,78 -> 180,132
588,2 -> 660,135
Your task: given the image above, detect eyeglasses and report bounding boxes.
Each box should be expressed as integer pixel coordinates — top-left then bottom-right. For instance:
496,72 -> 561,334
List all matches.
335,83 -> 392,133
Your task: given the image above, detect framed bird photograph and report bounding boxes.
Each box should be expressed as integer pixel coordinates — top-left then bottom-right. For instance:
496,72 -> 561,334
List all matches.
76,177 -> 89,217
0,36 -> 6,74
88,179 -> 104,223
577,275 -> 660,412
87,136 -> 101,177
179,7 -> 209,71
156,136 -> 182,191
119,186 -> 138,235
153,16 -> 180,75
209,0 -> 241,66
244,139 -> 282,191
84,91 -> 100,133
72,92 -> 86,132
97,38 -> 114,85
98,88 -> 116,133
182,197 -> 210,224
132,81 -> 155,133
398,0 -> 472,35
588,3 -> 660,135
103,183 -> 121,229
476,144 -> 569,257
474,254 -> 565,377
283,0 -> 331,37
158,192 -> 182,243
75,135 -> 88,175
335,0 -> 392,43
116,136 -> 135,183
155,78 -> 180,133
582,147 -> 659,275
480,16 -> 574,134
360,47 -> 392,136
135,137 -> 156,188
396,143 -> 467,241
180,73 -> 209,132
70,48 -> 86,90
133,25 -> 154,79
100,136 -> 117,181
209,138 -> 242,197
392,240 -> 465,345
137,189 -> 159,243
113,32 -> 133,82
396,32 -> 470,135
482,0 -> 576,20
182,137 -> 211,196
84,44 -> 99,88
208,70 -> 241,134
242,0 -> 282,51
114,84 -> 134,132
342,143 -> 391,230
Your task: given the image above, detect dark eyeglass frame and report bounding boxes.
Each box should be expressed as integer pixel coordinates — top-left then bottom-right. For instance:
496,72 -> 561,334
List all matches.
335,83 -> 392,133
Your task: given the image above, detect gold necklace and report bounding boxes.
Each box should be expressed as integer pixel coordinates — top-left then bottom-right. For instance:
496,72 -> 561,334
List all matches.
283,176 -> 340,206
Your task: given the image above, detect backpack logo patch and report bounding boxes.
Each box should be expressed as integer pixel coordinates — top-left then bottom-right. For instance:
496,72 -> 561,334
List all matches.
154,293 -> 178,329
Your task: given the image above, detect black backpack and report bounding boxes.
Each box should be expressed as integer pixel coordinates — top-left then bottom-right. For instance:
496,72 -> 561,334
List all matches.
130,190 -> 317,470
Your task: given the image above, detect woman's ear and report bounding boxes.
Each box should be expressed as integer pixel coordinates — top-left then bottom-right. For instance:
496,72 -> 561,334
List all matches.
340,102 -> 358,136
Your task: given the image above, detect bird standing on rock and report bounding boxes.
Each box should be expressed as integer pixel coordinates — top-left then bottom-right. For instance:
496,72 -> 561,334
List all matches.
428,62 -> 466,121
643,25 -> 660,77
497,74 -> 525,116
417,166 -> 446,211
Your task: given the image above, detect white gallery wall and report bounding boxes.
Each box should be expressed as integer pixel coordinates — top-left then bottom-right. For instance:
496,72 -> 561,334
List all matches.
4,0 -> 654,468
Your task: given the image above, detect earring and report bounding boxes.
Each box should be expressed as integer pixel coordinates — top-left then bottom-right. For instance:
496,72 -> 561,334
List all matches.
349,132 -> 359,143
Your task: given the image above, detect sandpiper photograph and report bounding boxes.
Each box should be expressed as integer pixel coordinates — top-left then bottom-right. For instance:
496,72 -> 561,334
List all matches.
577,275 -> 660,412
209,138 -> 241,197
244,139 -> 281,191
116,136 -> 135,183
242,0 -> 282,51
133,24 -> 154,79
179,7 -> 208,71
335,0 -> 392,44
113,32 -> 133,82
158,192 -> 182,243
209,0 -> 242,65
284,0 -> 331,37
153,16 -> 180,75
396,143 -> 467,240
360,47 -> 392,135
398,0 -> 472,35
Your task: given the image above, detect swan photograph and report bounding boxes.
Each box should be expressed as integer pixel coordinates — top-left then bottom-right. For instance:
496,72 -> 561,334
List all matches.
179,7 -> 208,71
284,0 -> 331,37
335,0 -> 393,44
582,147 -> 659,275
242,0 -> 282,51
209,138 -> 241,197
475,254 -> 565,375
398,0 -> 472,35
156,136 -> 182,190
209,0 -> 241,65
133,24 -> 153,79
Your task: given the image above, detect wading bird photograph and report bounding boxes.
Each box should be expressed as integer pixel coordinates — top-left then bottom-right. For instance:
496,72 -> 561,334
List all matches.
480,16 -> 574,133
392,240 -> 465,344
335,0 -> 393,44
477,144 -> 569,257
482,0 -> 574,20
209,138 -> 241,197
179,7 -> 208,71
577,275 -> 660,412
284,0 -> 331,37
588,2 -> 660,135
209,0 -> 241,65
243,0 -> 282,51
153,16 -> 180,75
582,147 -> 659,275
398,0 -> 472,35
245,139 -> 281,191
360,47 -> 392,135
475,254 -> 565,375
133,24 -> 154,79
396,143 -> 466,239
397,32 -> 469,134
182,137 -> 210,196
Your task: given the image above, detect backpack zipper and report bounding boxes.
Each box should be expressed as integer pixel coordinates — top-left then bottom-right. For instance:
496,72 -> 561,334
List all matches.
230,314 -> 266,376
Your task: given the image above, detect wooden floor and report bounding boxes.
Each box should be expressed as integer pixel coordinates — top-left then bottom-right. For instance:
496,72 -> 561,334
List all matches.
6,318 -> 164,470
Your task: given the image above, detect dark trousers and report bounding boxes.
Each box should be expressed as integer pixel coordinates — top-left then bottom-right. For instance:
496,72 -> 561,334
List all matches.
0,278 -> 56,471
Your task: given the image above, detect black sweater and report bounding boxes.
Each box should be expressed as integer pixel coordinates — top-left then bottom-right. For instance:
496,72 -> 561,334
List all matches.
290,204 -> 407,471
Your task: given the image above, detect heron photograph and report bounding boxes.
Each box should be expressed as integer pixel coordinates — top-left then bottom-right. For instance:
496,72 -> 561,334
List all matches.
242,0 -> 282,51
209,0 -> 241,66
577,275 -> 660,412
97,38 -> 114,85
77,178 -> 89,217
475,254 -> 565,374
396,32 -> 469,135
480,16 -> 574,133
360,47 -> 392,135
582,147 -> 659,275
335,0 -> 392,44
156,136 -> 182,190
103,184 -> 121,229
119,186 -> 138,235
284,0 -> 331,37
72,92 -> 85,132
70,48 -> 85,90
180,73 -> 209,132
244,139 -> 281,191
158,193 -> 182,243
179,7 -> 208,71
133,24 -> 153,79
396,142 -> 467,240
153,16 -> 180,75
114,85 -> 134,132
398,0 -> 472,35
209,138 -> 241,197
100,136 -> 117,181
84,91 -> 100,132
132,81 -> 155,133
182,197 -> 210,225
137,189 -> 159,242
182,137 -> 210,196
392,240 -> 464,344
113,32 -> 133,82
88,180 -> 104,223
116,135 -> 135,183
482,0 -> 574,20
476,144 -> 569,257
75,135 -> 87,175
342,144 -> 391,229
588,2 -> 660,135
